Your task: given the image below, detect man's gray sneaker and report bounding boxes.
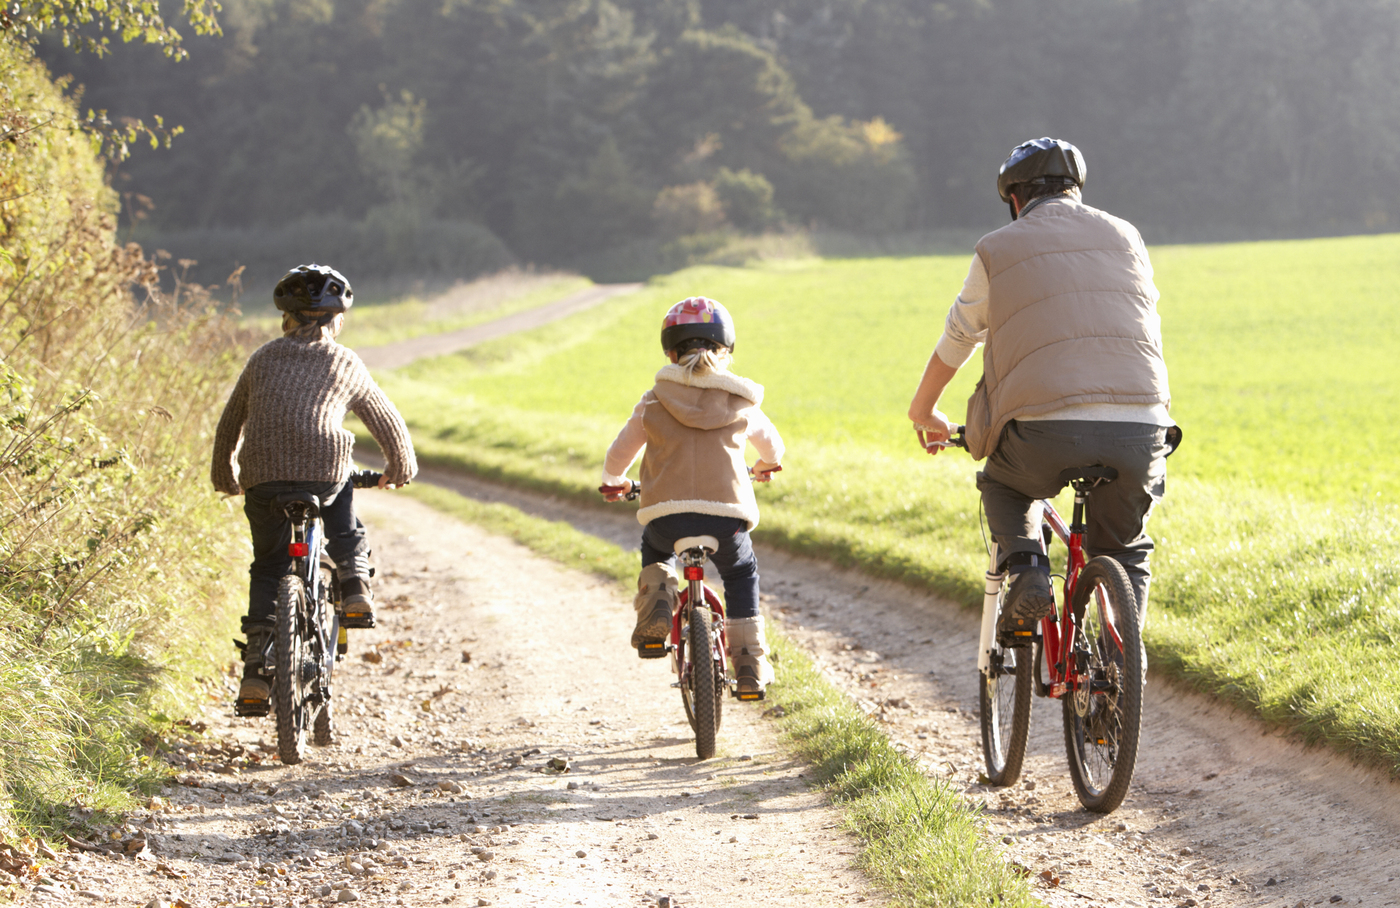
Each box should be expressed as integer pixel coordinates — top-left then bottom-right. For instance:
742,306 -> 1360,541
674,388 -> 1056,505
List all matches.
998,567 -> 1055,646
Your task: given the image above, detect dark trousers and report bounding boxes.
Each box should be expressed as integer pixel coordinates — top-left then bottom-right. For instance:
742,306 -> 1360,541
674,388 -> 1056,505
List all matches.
641,513 -> 759,619
977,420 -> 1171,616
242,480 -> 366,629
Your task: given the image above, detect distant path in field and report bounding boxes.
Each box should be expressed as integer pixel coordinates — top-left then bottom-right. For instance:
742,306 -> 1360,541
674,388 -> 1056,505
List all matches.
355,282 -> 643,370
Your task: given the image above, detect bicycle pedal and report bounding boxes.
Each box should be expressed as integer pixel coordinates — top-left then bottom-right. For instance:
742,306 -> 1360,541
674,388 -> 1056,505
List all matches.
340,611 -> 376,629
636,640 -> 669,659
234,698 -> 270,718
734,688 -> 766,702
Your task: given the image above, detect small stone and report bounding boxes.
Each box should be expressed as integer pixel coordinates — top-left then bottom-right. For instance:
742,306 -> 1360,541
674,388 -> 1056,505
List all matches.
482,869 -> 497,880
575,850 -> 587,858
476,899 -> 492,907
1180,846 -> 1195,855
390,735 -> 406,748
336,889 -> 361,903
657,897 -> 672,908
738,754 -> 752,761
547,757 -> 570,772
145,899 -> 170,908
1114,822 -> 1128,832
218,852 -> 245,863
1022,780 -> 1036,791
1174,886 -> 1193,897
477,850 -> 495,862
390,773 -> 415,787
348,862 -> 366,875
78,891 -> 105,900
1330,898 -> 1344,904
728,835 -> 742,844
437,781 -> 466,794
646,833 -> 660,841
567,781 -> 579,790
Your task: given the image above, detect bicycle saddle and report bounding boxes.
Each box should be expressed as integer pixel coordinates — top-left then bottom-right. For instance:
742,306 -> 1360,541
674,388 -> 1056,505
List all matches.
674,535 -> 719,555
272,490 -> 321,516
1058,465 -> 1118,487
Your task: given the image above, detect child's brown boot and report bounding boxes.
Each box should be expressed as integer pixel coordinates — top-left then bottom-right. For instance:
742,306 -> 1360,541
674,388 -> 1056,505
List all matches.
726,615 -> 775,700
631,563 -> 678,658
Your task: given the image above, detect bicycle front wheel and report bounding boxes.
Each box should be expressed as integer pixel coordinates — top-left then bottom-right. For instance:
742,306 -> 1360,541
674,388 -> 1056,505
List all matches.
686,606 -> 718,760
979,639 -> 1033,786
313,568 -> 337,747
274,575 -> 310,765
1062,556 -> 1144,813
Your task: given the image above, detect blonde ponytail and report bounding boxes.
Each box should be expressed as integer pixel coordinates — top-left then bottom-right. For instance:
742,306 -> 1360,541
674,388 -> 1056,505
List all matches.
675,346 -> 732,383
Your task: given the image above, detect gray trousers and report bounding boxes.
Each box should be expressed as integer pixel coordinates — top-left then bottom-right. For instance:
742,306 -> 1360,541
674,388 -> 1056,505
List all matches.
977,419 -> 1171,615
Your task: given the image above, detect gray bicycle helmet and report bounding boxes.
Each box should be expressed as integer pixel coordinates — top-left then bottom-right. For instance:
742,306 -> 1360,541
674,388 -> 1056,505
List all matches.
273,264 -> 354,315
996,137 -> 1086,219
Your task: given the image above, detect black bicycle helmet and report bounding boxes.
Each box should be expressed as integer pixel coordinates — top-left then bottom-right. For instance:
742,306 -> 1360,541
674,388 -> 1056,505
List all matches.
273,264 -> 354,315
996,137 -> 1086,218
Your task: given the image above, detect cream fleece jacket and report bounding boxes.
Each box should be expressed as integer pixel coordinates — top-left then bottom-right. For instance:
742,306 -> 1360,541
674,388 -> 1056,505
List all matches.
603,365 -> 784,529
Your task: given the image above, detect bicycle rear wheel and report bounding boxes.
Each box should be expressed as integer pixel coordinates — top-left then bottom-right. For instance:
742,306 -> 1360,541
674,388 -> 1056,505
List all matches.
685,606 -> 719,760
1062,556 -> 1144,813
979,639 -> 1033,786
274,575 -> 311,765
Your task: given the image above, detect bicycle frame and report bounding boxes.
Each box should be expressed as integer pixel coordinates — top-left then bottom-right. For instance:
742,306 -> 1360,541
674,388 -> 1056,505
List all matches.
670,552 -> 729,686
977,490 -> 1127,701
284,503 -> 338,708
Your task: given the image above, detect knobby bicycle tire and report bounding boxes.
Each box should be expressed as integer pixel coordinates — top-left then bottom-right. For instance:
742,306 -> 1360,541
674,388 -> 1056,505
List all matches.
313,568 -> 337,747
1062,556 -> 1144,813
274,575 -> 310,765
688,606 -> 718,760
979,636 -> 1034,786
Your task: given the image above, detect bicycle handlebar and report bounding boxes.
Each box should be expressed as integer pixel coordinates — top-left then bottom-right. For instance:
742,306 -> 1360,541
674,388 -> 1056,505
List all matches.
917,424 -> 966,453
599,480 -> 641,501
349,469 -> 410,489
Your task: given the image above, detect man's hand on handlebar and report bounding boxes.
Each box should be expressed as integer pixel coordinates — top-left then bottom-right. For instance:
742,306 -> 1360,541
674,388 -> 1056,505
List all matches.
911,410 -> 965,456
750,460 -> 782,482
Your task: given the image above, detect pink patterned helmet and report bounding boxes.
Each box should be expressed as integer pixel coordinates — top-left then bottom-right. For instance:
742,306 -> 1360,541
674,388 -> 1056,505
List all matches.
660,296 -> 736,353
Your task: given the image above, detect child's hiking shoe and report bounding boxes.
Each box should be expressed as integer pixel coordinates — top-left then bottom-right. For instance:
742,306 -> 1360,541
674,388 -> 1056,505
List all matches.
234,626 -> 274,717
997,567 -> 1055,647
726,615 -> 774,700
632,563 -> 678,658
340,576 -> 376,629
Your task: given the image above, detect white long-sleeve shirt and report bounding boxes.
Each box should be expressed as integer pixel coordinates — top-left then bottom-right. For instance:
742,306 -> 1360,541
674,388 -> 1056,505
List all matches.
934,254 -> 1172,426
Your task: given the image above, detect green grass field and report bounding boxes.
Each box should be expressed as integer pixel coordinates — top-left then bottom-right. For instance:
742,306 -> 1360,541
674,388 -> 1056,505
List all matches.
367,233 -> 1400,773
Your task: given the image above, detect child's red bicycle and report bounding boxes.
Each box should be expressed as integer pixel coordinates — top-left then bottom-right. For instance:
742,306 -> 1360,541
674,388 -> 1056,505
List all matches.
600,478 -> 777,759
919,426 -> 1145,813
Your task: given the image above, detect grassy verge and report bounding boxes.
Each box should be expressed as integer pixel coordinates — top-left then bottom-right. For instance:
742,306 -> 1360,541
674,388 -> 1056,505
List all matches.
402,482 -> 1035,906
1,40 -> 252,841
364,241 -> 1400,776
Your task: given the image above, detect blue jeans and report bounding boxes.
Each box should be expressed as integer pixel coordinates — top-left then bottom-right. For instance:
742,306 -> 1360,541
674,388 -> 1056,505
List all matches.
242,480 -> 366,629
640,513 -> 759,619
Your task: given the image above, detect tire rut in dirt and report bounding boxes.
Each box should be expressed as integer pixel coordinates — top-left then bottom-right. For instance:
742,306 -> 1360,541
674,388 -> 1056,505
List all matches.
1063,556 -> 1144,813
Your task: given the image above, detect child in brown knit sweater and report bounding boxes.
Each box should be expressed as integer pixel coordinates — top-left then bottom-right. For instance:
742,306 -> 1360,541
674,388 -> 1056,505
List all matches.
211,264 -> 417,711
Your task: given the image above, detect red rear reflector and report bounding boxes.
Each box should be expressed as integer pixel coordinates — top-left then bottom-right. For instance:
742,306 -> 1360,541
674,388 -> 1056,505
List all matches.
683,566 -> 704,580
288,542 -> 309,557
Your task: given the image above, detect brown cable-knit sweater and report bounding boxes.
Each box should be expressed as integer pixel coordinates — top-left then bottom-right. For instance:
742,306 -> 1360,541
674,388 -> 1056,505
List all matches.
210,336 -> 417,494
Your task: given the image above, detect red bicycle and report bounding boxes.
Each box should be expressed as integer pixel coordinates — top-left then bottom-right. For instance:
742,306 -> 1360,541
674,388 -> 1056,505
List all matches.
919,427 -> 1145,813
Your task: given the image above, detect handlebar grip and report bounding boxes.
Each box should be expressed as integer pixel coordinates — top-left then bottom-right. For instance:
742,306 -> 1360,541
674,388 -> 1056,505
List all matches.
350,470 -> 408,489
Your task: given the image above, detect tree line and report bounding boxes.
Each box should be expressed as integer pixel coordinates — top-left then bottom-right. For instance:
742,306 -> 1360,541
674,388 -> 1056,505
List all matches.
43,0 -> 1400,282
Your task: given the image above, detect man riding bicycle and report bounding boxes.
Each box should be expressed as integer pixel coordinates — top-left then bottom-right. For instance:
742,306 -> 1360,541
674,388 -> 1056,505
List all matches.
908,138 -> 1175,644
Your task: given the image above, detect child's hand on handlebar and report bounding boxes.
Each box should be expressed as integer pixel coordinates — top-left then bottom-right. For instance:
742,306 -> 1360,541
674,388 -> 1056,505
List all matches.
750,460 -> 782,482
599,480 -> 639,502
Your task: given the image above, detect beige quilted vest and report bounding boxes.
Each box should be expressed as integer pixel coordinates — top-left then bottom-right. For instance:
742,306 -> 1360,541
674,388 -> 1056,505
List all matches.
964,198 -> 1170,459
